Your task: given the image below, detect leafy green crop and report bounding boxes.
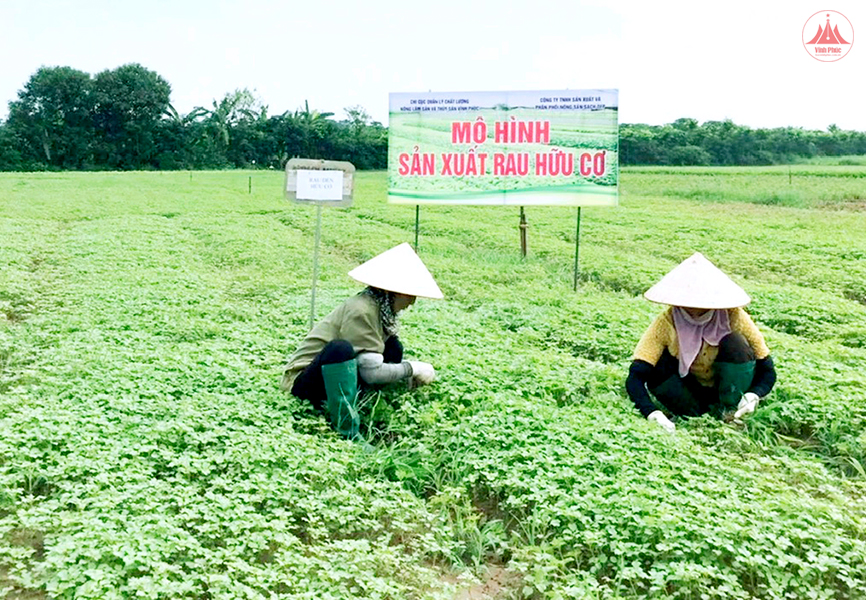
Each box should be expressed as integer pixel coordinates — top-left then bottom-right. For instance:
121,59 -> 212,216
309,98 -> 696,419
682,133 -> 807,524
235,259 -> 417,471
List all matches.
1,167 -> 865,599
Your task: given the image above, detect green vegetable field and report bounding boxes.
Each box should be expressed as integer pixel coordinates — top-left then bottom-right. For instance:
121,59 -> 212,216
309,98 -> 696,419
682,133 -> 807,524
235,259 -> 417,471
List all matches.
1,167 -> 865,599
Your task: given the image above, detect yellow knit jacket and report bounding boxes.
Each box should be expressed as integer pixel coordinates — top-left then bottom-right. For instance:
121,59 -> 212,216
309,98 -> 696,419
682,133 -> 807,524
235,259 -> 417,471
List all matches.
633,307 -> 770,387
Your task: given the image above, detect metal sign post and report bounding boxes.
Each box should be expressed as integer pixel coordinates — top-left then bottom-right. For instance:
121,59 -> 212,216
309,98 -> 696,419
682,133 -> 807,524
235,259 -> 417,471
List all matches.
414,205 -> 420,252
309,205 -> 323,329
284,158 -> 356,329
573,207 -> 582,291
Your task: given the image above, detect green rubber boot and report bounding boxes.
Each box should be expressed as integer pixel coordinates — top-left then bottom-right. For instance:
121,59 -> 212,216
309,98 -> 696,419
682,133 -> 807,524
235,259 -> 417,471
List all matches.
321,359 -> 361,440
715,360 -> 755,410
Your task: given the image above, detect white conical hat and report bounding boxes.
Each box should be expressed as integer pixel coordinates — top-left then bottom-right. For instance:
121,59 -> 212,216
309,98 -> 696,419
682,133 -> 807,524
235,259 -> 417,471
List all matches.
348,243 -> 444,299
644,252 -> 750,309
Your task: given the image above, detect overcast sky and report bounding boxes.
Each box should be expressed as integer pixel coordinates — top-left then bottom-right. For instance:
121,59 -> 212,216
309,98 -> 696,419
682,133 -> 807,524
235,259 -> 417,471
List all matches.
1,0 -> 862,130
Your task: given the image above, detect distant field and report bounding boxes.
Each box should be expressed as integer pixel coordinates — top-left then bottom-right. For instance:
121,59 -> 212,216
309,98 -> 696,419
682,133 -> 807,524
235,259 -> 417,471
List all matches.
797,154 -> 866,166
624,164 -> 866,208
1,168 -> 865,599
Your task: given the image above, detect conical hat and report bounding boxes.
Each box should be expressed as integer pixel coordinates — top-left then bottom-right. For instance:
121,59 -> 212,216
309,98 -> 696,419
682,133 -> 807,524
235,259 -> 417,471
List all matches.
348,243 -> 443,299
644,252 -> 750,309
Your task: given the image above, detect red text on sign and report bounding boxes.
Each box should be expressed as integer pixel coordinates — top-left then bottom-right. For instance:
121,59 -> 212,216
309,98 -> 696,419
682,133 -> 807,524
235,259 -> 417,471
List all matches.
440,152 -> 488,176
493,153 -> 530,176
578,151 -> 606,176
494,120 -> 550,144
398,152 -> 436,176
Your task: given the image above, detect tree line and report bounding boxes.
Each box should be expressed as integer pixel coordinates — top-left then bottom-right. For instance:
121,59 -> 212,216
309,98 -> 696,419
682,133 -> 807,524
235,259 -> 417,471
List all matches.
620,119 -> 866,166
1,64 -> 865,172
0,64 -> 386,172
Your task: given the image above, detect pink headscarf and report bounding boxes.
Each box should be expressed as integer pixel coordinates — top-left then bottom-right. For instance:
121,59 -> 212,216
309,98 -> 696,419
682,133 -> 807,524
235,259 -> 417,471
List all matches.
672,307 -> 731,377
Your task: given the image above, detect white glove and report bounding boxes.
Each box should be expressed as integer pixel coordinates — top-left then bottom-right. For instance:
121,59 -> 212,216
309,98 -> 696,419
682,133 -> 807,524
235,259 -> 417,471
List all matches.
733,392 -> 760,422
647,410 -> 675,433
407,361 -> 436,386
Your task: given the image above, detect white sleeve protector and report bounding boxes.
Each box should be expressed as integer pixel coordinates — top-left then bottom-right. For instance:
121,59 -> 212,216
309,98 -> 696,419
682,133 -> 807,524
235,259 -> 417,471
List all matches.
357,352 -> 412,385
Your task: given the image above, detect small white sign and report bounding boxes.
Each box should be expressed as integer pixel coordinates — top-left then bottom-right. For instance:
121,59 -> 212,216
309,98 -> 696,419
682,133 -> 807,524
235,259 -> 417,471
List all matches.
296,169 -> 344,201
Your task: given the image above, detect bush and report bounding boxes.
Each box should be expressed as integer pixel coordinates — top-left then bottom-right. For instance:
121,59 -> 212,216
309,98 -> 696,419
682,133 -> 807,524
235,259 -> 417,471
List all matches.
668,145 -> 713,166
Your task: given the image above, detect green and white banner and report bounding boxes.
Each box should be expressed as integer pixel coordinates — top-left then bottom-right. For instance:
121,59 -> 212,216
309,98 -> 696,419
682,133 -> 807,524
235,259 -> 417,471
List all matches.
388,89 -> 618,205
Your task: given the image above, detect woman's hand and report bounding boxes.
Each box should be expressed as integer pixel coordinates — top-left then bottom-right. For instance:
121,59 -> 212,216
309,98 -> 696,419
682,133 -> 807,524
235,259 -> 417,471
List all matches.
408,361 -> 436,386
733,392 -> 760,422
647,410 -> 676,433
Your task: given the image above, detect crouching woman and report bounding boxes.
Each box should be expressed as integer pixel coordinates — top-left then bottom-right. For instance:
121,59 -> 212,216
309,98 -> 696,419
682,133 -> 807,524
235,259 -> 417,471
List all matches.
281,243 -> 442,441
626,253 -> 776,432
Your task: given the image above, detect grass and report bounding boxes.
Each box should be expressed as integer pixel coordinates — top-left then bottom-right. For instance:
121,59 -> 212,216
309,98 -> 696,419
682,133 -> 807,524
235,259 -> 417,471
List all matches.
622,165 -> 866,208
796,154 -> 866,166
0,167 -> 865,598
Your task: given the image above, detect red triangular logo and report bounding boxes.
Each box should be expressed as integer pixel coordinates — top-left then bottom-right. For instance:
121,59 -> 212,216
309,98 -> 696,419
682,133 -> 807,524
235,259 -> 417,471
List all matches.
822,20 -> 841,44
807,17 -> 851,45
834,25 -> 850,44
806,25 -> 824,44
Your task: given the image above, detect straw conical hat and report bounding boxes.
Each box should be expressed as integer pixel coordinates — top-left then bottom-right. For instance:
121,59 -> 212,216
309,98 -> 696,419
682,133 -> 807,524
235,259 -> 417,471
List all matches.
348,243 -> 443,299
644,252 -> 750,309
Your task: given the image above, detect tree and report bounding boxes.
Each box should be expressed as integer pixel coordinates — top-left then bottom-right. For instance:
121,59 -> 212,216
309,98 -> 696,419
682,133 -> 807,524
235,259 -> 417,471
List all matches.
189,89 -> 264,167
150,104 -> 199,170
261,112 -> 304,168
672,117 -> 699,131
700,120 -> 738,165
0,121 -> 24,171
668,145 -> 712,166
338,105 -> 387,169
92,63 -> 171,169
295,100 -> 335,158
226,103 -> 271,168
619,125 -> 666,165
5,66 -> 95,169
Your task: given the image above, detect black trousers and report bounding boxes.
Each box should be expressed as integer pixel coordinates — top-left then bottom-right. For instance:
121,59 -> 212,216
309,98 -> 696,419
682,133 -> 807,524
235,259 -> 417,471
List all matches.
291,337 -> 404,411
647,332 -> 755,417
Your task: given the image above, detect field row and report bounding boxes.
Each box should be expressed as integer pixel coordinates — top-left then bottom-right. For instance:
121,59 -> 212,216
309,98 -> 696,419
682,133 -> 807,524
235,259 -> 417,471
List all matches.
1,169 -> 865,598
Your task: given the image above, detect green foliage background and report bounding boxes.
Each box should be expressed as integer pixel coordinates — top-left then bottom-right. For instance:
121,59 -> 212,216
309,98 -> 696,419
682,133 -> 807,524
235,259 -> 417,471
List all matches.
620,119 -> 866,166
4,65 -> 866,174
0,66 -> 388,172
1,168 -> 865,599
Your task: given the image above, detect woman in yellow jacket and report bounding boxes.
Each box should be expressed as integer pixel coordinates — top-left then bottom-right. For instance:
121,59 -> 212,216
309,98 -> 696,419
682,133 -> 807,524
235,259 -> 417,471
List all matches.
626,253 -> 777,432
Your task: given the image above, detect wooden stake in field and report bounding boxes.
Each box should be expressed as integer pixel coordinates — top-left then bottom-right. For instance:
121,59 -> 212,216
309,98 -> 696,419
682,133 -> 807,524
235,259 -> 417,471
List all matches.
519,207 -> 528,257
